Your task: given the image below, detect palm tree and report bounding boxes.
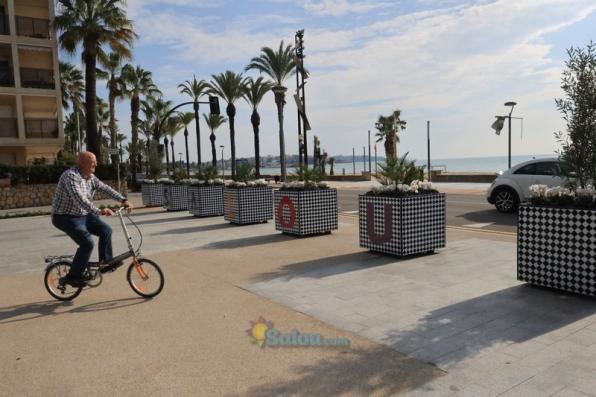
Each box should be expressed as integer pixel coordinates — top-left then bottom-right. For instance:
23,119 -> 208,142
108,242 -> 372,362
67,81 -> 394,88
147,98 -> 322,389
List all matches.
59,61 -> 84,153
142,95 -> 172,142
329,157 -> 336,176
177,112 -> 195,175
164,116 -> 182,173
375,109 -> 407,161
96,97 -> 110,164
242,77 -> 273,178
98,52 -> 127,164
245,41 -> 296,181
116,133 -> 127,163
121,64 -> 159,186
208,71 -> 246,178
54,0 -> 136,162
202,113 -> 227,168
178,76 -> 210,168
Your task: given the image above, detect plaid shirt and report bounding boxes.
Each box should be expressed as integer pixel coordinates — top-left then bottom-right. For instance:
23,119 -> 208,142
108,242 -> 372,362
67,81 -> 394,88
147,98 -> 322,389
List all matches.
52,167 -> 125,216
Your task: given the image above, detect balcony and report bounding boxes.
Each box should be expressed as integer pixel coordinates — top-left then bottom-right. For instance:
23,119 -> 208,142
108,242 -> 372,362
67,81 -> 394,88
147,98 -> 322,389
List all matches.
0,14 -> 8,35
0,66 -> 13,87
20,68 -> 54,89
0,117 -> 17,137
25,118 -> 58,138
16,16 -> 50,39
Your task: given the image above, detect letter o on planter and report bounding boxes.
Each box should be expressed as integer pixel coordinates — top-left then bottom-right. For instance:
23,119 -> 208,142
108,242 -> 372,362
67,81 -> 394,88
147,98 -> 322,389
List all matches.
277,195 -> 296,228
274,189 -> 338,236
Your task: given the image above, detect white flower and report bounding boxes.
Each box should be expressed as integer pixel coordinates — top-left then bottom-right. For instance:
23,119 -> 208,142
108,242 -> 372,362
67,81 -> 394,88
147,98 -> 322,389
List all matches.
246,181 -> 256,187
397,184 -> 409,193
318,181 -> 329,188
545,186 -> 573,198
529,184 -> 548,198
255,179 -> 267,186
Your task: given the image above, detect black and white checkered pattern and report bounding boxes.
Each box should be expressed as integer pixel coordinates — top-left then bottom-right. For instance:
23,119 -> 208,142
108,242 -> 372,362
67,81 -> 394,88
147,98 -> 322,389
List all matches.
274,189 -> 338,235
162,184 -> 189,211
141,184 -> 163,207
188,185 -> 224,217
223,186 -> 273,224
359,193 -> 445,256
518,204 -> 596,297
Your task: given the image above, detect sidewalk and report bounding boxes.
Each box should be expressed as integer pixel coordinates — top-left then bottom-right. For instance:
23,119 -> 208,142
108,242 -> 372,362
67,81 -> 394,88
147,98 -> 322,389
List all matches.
1,206 -> 594,396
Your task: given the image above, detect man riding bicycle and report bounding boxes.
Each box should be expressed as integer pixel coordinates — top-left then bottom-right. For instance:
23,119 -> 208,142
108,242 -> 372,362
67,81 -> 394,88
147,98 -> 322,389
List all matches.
51,152 -> 133,287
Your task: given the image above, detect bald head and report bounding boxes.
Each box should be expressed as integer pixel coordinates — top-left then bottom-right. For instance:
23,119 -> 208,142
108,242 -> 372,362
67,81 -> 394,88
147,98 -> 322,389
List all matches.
77,151 -> 97,177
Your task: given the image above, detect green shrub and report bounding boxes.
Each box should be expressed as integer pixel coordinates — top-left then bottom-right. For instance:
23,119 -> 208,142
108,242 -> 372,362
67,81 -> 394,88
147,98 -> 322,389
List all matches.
234,164 -> 255,183
377,153 -> 424,186
197,164 -> 218,180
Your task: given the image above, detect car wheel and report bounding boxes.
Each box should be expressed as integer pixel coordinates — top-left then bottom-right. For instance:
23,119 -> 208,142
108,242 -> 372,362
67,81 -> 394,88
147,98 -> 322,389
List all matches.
493,188 -> 519,213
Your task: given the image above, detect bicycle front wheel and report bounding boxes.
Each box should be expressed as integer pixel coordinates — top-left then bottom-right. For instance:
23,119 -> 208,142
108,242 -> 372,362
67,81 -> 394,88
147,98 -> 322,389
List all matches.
44,261 -> 83,301
127,258 -> 164,298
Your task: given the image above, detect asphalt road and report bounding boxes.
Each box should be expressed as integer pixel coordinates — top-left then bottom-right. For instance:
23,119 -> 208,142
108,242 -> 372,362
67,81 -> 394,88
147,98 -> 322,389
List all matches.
337,189 -> 518,234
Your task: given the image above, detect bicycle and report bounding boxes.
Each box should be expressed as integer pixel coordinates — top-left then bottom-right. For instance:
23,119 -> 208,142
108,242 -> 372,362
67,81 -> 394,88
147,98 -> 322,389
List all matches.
44,207 -> 165,301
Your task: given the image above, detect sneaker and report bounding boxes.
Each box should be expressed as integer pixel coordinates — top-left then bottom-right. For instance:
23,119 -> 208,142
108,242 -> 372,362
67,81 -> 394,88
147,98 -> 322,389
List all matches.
60,273 -> 89,288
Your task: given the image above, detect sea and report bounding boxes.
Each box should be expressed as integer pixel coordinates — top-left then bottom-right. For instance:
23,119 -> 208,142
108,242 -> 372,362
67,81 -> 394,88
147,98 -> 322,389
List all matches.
257,154 -> 557,175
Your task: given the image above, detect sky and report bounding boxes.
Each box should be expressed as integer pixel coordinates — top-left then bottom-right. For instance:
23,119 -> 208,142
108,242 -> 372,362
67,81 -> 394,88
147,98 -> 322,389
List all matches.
60,0 -> 596,163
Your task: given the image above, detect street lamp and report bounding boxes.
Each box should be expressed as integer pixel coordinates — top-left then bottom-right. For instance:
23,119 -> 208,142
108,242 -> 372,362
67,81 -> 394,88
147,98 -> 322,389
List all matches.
178,152 -> 183,169
219,145 -> 225,177
491,101 -> 521,169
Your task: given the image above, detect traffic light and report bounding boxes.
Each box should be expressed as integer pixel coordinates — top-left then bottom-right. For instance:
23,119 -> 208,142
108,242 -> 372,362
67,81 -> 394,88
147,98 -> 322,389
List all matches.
209,96 -> 220,115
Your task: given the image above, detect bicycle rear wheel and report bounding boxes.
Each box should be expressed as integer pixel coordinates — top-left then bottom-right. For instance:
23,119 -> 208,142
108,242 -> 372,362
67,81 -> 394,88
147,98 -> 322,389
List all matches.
44,261 -> 83,301
127,258 -> 164,298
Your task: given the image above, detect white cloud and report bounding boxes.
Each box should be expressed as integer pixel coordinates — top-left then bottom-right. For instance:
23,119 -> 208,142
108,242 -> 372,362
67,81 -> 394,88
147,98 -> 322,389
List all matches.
299,0 -> 394,17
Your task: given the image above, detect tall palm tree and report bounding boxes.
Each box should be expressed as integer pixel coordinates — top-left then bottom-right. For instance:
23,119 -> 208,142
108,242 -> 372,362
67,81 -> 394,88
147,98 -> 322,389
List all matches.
375,109 -> 407,161
208,71 -> 246,178
164,116 -> 182,173
142,95 -> 172,142
242,77 -> 273,178
59,61 -> 84,153
178,76 -> 209,168
202,113 -> 227,168
96,97 -> 110,164
116,133 -> 127,163
121,64 -> 159,186
54,0 -> 136,162
245,41 -> 296,181
177,112 -> 195,175
98,52 -> 126,164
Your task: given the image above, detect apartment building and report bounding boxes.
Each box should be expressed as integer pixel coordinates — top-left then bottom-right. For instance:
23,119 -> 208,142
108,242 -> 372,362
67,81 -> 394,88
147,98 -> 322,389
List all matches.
0,0 -> 63,166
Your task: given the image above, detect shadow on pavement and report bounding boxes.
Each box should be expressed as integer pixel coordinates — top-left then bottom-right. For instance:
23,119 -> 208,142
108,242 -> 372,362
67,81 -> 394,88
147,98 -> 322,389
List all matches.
234,345 -> 444,397
0,297 -> 147,325
133,214 -> 198,226
250,251 -> 425,283
153,222 -> 235,235
201,233 -> 296,250
456,209 -> 518,227
382,284 -> 596,369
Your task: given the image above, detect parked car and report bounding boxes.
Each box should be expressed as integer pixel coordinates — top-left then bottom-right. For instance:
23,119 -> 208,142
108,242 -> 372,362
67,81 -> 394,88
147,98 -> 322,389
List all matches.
487,158 -> 566,213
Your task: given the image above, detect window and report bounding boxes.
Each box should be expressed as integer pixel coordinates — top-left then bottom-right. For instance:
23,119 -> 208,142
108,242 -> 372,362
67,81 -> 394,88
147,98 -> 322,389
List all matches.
534,162 -> 559,176
514,164 -> 536,175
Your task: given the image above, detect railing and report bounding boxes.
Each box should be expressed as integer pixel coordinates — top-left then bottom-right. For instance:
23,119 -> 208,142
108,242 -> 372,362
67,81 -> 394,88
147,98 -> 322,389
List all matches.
16,16 -> 50,39
0,66 -> 14,87
20,68 -> 55,89
0,117 -> 17,138
25,118 -> 58,138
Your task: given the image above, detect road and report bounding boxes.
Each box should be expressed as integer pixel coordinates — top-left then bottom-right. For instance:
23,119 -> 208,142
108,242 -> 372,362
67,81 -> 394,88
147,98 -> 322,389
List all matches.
336,189 -> 517,234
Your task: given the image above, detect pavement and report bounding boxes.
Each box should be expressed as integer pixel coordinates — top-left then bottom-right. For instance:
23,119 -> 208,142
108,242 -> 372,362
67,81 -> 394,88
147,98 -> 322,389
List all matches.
1,183 -> 595,396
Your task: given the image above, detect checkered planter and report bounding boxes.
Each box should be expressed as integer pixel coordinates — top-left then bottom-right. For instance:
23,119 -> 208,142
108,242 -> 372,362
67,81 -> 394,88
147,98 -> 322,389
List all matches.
188,185 -> 224,217
518,204 -> 596,297
162,184 -> 189,211
359,193 -> 446,256
224,186 -> 273,224
141,184 -> 163,207
274,189 -> 338,236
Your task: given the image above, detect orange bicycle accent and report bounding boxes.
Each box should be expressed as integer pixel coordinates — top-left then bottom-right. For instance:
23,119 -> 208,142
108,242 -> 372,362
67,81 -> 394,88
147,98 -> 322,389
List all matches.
133,258 -> 149,280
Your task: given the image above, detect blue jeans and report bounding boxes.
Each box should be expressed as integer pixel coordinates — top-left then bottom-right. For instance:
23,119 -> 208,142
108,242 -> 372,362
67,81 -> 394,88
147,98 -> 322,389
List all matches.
52,213 -> 113,277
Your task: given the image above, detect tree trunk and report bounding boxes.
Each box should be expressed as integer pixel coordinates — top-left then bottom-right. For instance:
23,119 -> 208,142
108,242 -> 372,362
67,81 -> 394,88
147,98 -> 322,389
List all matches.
227,102 -> 236,179
184,127 -> 190,175
273,86 -> 287,181
251,109 -> 261,178
384,138 -> 394,161
83,45 -> 100,160
108,77 -> 118,165
210,133 -> 217,168
194,101 -> 201,170
130,96 -> 140,188
171,140 -> 176,171
164,136 -> 170,176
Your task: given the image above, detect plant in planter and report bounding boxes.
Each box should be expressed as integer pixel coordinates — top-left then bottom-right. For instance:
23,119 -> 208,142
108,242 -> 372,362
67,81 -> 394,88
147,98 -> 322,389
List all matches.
518,43 -> 596,297
188,165 -> 225,217
224,164 -> 273,224
275,166 -> 337,236
359,154 -> 444,256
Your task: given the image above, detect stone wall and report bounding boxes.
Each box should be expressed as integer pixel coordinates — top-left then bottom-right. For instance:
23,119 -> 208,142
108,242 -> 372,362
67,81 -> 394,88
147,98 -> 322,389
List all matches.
0,181 -> 127,210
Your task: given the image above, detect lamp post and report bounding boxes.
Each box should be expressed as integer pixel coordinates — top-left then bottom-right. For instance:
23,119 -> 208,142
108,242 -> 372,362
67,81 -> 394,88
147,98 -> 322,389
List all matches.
219,145 -> 225,177
504,101 -> 516,169
178,152 -> 183,170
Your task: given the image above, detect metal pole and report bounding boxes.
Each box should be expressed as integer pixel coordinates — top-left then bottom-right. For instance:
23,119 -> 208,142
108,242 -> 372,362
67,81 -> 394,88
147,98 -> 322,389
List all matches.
352,147 -> 355,174
75,109 -> 81,154
363,146 -> 366,173
295,32 -> 303,167
220,146 -> 224,177
427,121 -> 431,182
374,145 -> 378,174
508,114 -> 512,169
368,130 -> 371,174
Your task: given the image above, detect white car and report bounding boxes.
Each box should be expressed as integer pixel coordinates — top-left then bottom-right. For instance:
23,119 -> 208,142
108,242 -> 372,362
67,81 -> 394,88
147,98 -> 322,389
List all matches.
486,158 -> 567,213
